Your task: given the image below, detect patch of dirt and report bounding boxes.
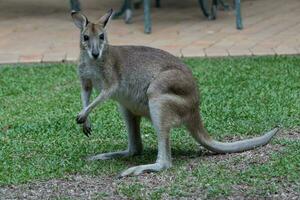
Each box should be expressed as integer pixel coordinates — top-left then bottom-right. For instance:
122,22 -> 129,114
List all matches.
278,127 -> 300,141
1,124 -> 12,133
185,127 -> 300,172
0,175 -> 124,200
230,181 -> 300,200
0,173 -> 178,200
1,129 -> 299,200
186,142 -> 284,172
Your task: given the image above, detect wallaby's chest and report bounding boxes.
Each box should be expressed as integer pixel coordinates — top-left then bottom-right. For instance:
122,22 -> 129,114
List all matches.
78,64 -> 103,91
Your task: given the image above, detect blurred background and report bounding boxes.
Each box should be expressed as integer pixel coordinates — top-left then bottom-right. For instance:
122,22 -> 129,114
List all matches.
0,0 -> 299,63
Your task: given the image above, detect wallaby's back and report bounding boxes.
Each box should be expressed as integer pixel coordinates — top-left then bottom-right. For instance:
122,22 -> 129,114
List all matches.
111,45 -> 192,78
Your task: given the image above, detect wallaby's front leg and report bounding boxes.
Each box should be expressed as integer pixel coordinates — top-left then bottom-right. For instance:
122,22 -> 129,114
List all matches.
87,106 -> 143,160
80,79 -> 92,136
76,87 -> 114,124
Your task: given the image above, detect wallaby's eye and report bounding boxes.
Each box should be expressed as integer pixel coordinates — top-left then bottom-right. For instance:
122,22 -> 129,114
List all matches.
83,35 -> 89,41
99,33 -> 105,40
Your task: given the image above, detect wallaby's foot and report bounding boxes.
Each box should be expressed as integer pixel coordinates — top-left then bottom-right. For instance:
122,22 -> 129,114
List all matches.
86,150 -> 140,161
82,120 -> 92,137
76,111 -> 88,124
118,162 -> 171,177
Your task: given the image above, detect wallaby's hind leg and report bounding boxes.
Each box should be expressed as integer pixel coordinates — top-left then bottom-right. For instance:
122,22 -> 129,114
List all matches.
119,70 -> 193,177
119,96 -> 178,177
87,106 -> 142,161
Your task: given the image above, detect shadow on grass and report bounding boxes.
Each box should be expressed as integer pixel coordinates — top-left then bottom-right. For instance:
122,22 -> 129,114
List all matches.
83,147 -> 217,167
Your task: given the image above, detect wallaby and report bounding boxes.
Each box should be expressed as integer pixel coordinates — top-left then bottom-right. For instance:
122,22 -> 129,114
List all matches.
72,9 -> 279,177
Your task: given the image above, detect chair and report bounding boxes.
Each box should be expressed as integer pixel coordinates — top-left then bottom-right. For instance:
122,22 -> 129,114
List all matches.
69,0 -> 243,34
113,0 -> 243,33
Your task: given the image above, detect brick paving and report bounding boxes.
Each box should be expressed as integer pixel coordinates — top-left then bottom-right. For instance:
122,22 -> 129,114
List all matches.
0,0 -> 299,64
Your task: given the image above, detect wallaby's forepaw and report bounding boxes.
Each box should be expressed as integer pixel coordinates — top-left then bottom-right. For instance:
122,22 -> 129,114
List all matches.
76,112 -> 87,124
118,162 -> 171,178
83,121 -> 92,137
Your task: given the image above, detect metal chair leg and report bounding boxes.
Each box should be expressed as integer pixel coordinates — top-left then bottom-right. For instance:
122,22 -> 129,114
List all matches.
235,0 -> 243,29
134,0 -> 142,9
199,0 -> 243,30
70,0 -> 80,11
198,0 -> 217,20
198,0 -> 209,18
124,0 -> 133,24
219,0 -> 230,11
113,0 -> 128,18
156,0 -> 161,8
210,0 -> 218,20
144,0 -> 152,33
113,0 -> 133,24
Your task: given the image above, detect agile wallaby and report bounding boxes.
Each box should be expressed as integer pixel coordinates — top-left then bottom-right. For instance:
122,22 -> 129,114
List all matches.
72,9 -> 279,177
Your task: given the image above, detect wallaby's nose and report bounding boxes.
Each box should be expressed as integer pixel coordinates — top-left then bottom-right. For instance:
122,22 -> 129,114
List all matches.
92,52 -> 99,59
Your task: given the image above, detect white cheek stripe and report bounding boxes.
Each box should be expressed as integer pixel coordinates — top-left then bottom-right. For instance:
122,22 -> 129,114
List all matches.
87,50 -> 93,59
99,43 -> 105,58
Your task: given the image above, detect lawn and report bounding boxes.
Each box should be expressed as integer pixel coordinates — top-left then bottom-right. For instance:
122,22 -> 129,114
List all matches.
0,56 -> 300,199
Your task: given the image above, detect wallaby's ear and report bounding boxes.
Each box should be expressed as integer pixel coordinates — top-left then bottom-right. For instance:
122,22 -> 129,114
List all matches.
98,9 -> 114,29
71,11 -> 89,29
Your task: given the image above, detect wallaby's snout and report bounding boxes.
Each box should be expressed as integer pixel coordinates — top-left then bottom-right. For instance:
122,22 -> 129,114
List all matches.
92,51 -> 99,59
71,9 -> 114,60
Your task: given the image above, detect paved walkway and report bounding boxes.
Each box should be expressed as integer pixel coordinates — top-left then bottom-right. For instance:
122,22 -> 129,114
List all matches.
0,0 -> 299,64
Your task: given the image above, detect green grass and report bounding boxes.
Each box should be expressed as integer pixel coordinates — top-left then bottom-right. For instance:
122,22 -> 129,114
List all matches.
0,56 -> 300,198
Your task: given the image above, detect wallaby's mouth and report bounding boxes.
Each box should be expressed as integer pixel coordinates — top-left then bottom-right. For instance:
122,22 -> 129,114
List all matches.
87,50 -> 99,60
92,52 -> 99,59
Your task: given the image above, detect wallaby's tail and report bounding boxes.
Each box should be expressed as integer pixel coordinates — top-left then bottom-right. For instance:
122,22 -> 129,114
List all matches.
189,118 -> 279,154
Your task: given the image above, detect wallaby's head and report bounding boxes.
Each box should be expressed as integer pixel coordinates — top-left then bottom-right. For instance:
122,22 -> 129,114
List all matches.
71,9 -> 114,60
